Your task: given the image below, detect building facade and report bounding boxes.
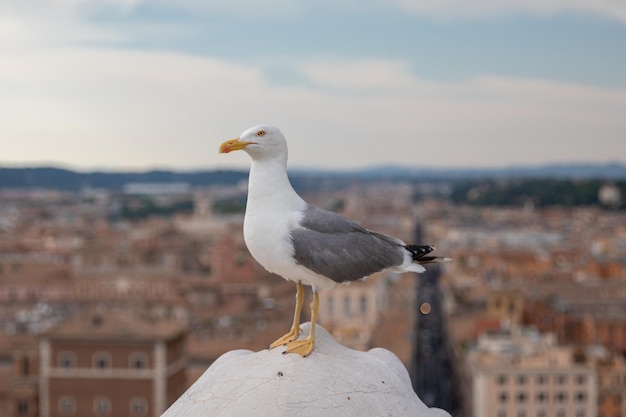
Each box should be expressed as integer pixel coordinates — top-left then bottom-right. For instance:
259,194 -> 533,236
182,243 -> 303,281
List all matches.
462,327 -> 598,417
39,311 -> 187,417
318,272 -> 388,350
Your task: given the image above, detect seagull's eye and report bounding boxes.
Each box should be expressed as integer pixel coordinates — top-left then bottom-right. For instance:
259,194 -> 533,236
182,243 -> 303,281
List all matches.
257,130 -> 266,137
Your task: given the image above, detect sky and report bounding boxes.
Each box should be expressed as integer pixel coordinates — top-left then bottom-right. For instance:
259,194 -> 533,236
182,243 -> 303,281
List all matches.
1,0 -> 626,171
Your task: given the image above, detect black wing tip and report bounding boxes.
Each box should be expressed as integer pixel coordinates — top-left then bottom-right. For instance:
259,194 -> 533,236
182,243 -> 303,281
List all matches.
406,244 -> 450,263
405,244 -> 435,260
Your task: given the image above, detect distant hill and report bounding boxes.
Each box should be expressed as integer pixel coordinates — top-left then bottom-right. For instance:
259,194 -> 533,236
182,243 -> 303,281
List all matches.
296,162 -> 626,180
0,167 -> 248,191
1,162 -> 625,191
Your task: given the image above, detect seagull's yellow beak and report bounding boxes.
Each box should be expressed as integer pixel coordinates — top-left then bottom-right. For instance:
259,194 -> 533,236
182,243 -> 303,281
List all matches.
219,138 -> 256,154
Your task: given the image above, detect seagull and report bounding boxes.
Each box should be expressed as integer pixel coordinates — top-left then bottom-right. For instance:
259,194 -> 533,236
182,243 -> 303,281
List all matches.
219,125 -> 448,357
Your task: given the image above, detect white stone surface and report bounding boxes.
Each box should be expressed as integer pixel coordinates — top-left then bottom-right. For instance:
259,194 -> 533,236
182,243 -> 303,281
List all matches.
162,323 -> 450,417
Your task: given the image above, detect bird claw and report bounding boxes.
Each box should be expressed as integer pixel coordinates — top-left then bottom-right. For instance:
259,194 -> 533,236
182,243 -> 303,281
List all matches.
282,338 -> 314,357
268,327 -> 301,350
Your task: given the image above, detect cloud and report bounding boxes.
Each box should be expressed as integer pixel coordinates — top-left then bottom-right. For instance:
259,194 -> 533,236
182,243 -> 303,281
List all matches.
383,0 -> 626,22
4,0 -> 626,29
1,0 -> 624,172
292,59 -> 626,165
1,48 -> 624,170
0,3 -> 123,50
294,60 -> 423,93
89,0 -> 626,22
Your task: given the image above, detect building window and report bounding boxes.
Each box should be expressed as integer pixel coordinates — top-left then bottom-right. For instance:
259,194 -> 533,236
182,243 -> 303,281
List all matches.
57,351 -> 76,368
517,375 -> 527,385
536,375 -> 547,385
21,357 -> 30,376
497,375 -> 508,385
93,351 -> 112,369
130,397 -> 148,416
93,397 -> 111,416
344,296 -> 351,317
575,392 -> 587,403
58,396 -> 76,416
576,374 -> 587,385
498,392 -> 508,403
556,392 -> 567,403
359,295 -> 367,314
556,375 -> 567,385
497,410 -> 506,417
129,352 -> 149,370
536,392 -> 547,403
516,392 -> 528,404
537,410 -> 546,417
17,400 -> 29,415
575,409 -> 585,417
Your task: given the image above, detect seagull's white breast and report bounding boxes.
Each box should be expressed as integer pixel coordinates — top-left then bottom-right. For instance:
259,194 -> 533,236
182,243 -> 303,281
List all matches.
243,200 -> 302,276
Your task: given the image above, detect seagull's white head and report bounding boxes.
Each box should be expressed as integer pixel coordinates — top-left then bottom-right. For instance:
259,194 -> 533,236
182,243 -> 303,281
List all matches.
219,125 -> 288,163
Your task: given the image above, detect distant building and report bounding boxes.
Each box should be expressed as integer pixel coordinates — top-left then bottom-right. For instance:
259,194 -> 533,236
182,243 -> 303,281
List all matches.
123,183 -> 191,196
318,272 -> 388,350
486,289 -> 524,326
0,338 -> 39,417
461,327 -> 597,417
209,233 -> 258,284
587,347 -> 626,417
526,295 -> 626,355
39,310 -> 187,417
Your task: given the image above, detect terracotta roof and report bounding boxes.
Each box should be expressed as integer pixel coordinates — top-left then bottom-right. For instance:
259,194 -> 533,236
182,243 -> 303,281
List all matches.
45,310 -> 187,342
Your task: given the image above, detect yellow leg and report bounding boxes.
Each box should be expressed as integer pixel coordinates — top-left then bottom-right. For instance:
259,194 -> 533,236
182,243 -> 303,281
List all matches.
283,290 -> 318,357
269,281 -> 304,349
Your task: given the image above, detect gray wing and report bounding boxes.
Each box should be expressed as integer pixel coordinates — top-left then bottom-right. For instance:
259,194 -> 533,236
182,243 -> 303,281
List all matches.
290,205 -> 406,283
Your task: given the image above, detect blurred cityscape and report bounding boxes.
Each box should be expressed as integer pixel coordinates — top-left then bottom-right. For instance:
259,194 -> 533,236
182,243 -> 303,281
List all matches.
0,169 -> 625,417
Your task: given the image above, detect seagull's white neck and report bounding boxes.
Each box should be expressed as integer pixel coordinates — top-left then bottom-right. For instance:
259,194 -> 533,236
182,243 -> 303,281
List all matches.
247,157 -> 304,211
